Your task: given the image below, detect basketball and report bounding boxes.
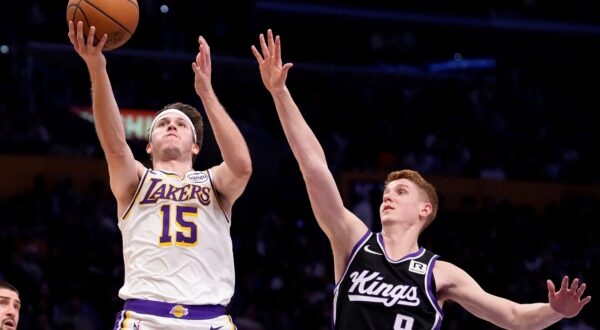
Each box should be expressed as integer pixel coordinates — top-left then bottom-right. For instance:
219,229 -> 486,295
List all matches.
66,0 -> 139,51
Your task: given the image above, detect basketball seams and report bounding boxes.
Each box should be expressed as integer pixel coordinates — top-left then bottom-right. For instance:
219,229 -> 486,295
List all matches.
81,0 -> 135,34
125,0 -> 139,8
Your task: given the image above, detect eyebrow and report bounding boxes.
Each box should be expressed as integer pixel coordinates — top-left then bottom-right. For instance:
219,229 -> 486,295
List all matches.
0,296 -> 21,304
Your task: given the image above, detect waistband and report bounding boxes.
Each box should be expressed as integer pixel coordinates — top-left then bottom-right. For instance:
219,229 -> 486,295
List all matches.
124,299 -> 226,320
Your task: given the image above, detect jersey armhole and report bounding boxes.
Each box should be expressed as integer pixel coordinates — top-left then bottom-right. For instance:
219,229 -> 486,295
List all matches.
207,168 -> 231,223
120,168 -> 149,221
427,255 -> 445,318
334,230 -> 371,289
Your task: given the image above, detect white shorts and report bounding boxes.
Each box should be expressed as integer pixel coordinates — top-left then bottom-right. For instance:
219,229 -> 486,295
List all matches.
113,299 -> 237,330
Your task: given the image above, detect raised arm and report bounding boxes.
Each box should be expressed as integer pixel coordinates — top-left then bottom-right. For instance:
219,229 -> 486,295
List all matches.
435,261 -> 591,329
192,36 -> 252,214
68,21 -> 142,216
252,30 -> 367,279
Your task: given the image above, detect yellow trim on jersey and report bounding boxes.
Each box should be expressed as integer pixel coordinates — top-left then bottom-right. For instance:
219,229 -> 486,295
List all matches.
227,315 -> 236,329
122,311 -> 130,329
122,169 -> 150,221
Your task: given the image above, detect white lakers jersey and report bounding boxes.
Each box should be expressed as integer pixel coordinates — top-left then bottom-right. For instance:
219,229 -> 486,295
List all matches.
118,168 -> 234,305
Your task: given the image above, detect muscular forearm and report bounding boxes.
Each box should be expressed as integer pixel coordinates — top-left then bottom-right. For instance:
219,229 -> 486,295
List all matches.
88,64 -> 128,155
199,90 -> 251,176
271,87 -> 327,172
511,303 -> 563,330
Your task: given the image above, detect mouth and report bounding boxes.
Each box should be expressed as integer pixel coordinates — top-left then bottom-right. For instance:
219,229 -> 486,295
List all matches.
3,320 -> 16,329
382,205 -> 393,212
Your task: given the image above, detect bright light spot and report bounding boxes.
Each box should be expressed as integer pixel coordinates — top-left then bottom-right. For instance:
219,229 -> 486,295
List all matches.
0,45 -> 9,54
160,5 -> 169,13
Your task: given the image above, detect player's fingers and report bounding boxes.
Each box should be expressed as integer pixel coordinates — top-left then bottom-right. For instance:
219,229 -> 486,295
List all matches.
547,279 -> 556,295
282,63 -> 294,74
267,29 -> 275,53
68,21 -> 77,44
569,278 -> 579,292
76,21 -> 85,46
191,62 -> 198,74
199,36 -> 210,54
274,35 -> 282,63
580,296 -> 592,306
251,45 -> 263,62
561,276 -> 569,292
259,34 -> 270,59
199,45 -> 209,70
87,26 -> 96,47
97,33 -> 108,50
576,283 -> 587,296
195,52 -> 202,68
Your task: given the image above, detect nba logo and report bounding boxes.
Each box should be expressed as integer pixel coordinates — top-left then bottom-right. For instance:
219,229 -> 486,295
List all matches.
409,260 -> 427,275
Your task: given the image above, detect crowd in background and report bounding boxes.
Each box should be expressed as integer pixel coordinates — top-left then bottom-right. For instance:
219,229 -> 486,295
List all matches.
1,0 -> 599,329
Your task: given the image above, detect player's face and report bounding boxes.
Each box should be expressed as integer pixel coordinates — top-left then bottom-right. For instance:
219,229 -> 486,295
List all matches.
0,289 -> 20,330
148,113 -> 198,160
380,179 -> 430,226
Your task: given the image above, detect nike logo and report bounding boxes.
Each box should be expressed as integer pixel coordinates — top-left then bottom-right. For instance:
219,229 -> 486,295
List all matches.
210,326 -> 223,330
364,245 -> 383,255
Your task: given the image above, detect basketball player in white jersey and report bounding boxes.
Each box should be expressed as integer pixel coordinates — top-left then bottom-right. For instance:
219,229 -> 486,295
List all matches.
68,21 -> 251,330
252,29 -> 591,329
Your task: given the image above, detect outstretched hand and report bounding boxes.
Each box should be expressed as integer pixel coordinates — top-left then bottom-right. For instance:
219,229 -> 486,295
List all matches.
251,29 -> 293,94
547,276 -> 591,318
67,20 -> 107,70
192,36 -> 213,98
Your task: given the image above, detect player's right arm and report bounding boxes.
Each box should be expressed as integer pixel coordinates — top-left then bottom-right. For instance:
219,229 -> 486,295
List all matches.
435,261 -> 591,329
68,21 -> 142,214
252,30 -> 368,281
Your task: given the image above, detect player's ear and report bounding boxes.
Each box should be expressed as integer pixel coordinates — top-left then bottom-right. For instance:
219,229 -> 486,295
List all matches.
192,143 -> 200,155
146,143 -> 153,154
419,202 -> 432,218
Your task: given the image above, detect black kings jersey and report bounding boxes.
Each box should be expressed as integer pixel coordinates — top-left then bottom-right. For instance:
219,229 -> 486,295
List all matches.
333,232 -> 443,330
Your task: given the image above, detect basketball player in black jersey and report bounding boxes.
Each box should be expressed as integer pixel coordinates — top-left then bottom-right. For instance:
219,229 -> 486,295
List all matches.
252,29 -> 591,329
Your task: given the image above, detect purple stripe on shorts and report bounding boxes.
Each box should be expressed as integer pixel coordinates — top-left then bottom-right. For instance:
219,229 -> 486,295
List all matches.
123,299 -> 226,320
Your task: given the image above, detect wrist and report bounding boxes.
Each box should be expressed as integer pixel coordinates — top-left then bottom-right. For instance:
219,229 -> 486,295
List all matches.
270,86 -> 289,97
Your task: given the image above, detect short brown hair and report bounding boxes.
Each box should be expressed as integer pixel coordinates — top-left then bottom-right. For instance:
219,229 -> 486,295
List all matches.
0,281 -> 19,296
156,102 -> 204,161
384,169 -> 438,231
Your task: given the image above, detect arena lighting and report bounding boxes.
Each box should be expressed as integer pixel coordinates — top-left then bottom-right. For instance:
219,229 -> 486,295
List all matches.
0,45 -> 9,54
70,106 -> 154,141
160,4 -> 169,13
427,57 -> 496,73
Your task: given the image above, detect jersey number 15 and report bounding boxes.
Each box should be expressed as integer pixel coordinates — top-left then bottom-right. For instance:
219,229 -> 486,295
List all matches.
158,205 -> 198,247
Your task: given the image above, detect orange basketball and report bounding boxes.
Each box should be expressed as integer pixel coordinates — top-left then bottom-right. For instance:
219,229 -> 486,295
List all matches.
66,0 -> 139,51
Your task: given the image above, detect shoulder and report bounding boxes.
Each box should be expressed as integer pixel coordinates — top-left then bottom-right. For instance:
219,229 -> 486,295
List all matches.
432,260 -> 462,301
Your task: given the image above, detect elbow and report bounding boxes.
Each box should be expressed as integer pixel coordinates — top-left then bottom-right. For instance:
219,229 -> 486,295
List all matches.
237,158 -> 253,179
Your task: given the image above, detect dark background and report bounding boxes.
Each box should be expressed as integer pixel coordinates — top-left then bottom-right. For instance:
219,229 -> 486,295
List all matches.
1,1 -> 599,329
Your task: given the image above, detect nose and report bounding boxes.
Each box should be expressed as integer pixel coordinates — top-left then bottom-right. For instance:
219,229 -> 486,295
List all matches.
6,305 -> 16,316
382,191 -> 392,202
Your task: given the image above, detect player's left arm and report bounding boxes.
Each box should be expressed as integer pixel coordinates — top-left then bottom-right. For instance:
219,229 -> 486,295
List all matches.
192,36 -> 252,212
435,261 -> 591,330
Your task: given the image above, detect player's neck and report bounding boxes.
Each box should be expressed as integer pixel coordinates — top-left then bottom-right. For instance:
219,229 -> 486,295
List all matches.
153,159 -> 194,178
380,224 -> 420,260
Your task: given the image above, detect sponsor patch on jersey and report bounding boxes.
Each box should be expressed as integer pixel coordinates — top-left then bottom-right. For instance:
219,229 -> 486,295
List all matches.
408,260 -> 427,275
170,305 -> 189,318
186,172 -> 208,183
